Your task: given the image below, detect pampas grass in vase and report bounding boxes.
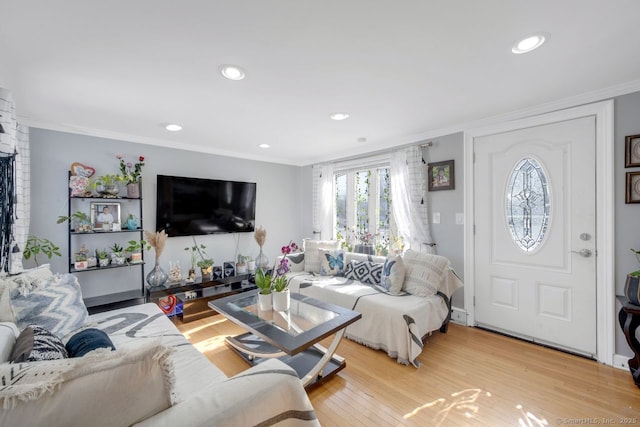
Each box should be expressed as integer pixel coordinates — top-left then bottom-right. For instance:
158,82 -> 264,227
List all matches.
145,229 -> 169,287
254,226 -> 269,270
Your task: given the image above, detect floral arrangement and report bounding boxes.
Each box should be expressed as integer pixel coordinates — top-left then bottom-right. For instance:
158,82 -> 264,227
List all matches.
117,154 -> 145,185
144,229 -> 167,264
272,241 -> 299,290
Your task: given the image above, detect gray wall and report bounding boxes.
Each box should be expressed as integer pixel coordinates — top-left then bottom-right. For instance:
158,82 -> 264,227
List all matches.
423,132 -> 465,307
614,91 -> 640,355
29,128 -> 305,298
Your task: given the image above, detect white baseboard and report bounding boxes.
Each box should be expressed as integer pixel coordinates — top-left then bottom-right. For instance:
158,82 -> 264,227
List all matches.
450,306 -> 467,325
613,354 -> 631,371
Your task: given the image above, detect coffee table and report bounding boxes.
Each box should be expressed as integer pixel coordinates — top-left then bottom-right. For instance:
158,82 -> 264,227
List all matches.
208,290 -> 361,388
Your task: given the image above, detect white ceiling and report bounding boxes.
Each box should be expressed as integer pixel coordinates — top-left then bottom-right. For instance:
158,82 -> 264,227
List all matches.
2,1 -> 640,166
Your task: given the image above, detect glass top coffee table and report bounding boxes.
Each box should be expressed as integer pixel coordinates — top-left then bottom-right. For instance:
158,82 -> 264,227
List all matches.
209,290 -> 361,388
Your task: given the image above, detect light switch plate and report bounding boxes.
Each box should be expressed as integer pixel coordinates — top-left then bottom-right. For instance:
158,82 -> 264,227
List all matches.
456,213 -> 464,225
432,212 -> 440,224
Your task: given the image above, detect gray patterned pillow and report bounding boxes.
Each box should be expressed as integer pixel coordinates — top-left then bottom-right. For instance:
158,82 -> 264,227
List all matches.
344,260 -> 383,285
10,325 -> 68,362
10,274 -> 88,339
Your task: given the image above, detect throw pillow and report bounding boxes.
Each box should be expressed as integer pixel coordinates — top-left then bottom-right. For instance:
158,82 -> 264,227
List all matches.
0,341 -> 175,427
0,322 -> 19,363
0,264 -> 54,323
402,249 -> 451,297
344,260 -> 383,285
284,252 -> 305,272
319,249 -> 345,276
303,239 -> 339,273
380,254 -> 405,295
10,273 -> 88,339
10,325 -> 69,363
66,328 -> 116,358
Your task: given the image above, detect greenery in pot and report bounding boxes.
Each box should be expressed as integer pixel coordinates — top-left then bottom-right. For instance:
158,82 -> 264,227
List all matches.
57,211 -> 91,232
95,249 -> 109,260
126,239 -> 148,254
255,268 -> 272,295
23,235 -> 61,266
92,174 -> 123,187
111,243 -> 124,256
191,237 -> 213,269
272,275 -> 288,292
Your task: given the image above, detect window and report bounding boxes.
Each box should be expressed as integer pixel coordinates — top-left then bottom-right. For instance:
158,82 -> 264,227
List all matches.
505,157 -> 551,252
335,166 -> 391,254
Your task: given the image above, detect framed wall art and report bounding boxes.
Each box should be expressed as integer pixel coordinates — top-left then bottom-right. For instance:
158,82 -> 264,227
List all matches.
625,134 -> 640,167
626,172 -> 640,204
90,202 -> 121,230
428,160 -> 455,191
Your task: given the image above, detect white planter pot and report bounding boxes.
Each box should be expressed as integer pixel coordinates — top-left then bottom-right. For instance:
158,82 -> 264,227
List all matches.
257,293 -> 272,311
273,289 -> 290,312
236,263 -> 248,274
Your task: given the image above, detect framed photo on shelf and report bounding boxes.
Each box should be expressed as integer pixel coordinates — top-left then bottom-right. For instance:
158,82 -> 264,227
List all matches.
428,160 -> 455,191
626,172 -> 640,204
90,202 -> 121,230
625,134 -> 640,167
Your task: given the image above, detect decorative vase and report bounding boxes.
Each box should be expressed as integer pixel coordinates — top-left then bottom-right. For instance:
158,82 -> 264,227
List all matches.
126,216 -> 138,230
187,268 -> 196,282
127,182 -> 140,198
625,274 -> 640,305
256,248 -> 269,271
236,263 -> 247,274
273,289 -> 290,311
97,184 -> 119,197
201,266 -> 213,281
258,293 -> 272,311
147,263 -> 168,288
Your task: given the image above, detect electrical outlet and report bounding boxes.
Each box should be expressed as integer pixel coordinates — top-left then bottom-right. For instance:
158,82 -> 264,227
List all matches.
456,213 -> 464,225
432,212 -> 440,224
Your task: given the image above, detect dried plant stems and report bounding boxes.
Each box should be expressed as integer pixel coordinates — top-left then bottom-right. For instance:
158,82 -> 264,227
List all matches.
254,226 -> 266,248
145,229 -> 167,263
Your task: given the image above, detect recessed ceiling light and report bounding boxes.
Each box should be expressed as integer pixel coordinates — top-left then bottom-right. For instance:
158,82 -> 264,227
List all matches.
330,112 -> 350,121
512,33 -> 548,54
165,124 -> 182,132
259,143 -> 270,149
357,137 -> 367,143
220,65 -> 246,80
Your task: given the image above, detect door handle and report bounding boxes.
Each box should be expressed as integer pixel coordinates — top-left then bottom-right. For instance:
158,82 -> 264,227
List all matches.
570,249 -> 592,258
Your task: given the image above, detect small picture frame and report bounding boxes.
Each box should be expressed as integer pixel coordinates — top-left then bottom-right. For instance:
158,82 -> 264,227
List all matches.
90,202 -> 121,230
626,172 -> 640,204
428,160 -> 455,191
626,134 -> 640,167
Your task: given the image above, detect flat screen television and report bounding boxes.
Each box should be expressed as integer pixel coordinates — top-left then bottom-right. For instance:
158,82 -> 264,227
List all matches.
156,175 -> 256,237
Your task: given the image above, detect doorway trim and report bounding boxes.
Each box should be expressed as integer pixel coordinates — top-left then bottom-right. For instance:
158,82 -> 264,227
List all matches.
463,100 -> 615,365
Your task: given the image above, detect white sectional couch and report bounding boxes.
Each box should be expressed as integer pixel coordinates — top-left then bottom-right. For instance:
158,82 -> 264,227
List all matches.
282,242 -> 463,367
0,267 -> 320,427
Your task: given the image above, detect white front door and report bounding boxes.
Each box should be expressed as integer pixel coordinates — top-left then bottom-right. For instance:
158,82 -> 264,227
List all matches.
473,116 -> 597,357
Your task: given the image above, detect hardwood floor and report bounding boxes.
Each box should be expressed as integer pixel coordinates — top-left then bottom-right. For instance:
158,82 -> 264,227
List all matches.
175,315 -> 640,426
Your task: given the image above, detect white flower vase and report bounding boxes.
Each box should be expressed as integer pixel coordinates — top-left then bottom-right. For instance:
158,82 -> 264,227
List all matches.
257,293 -> 272,311
273,289 -> 290,311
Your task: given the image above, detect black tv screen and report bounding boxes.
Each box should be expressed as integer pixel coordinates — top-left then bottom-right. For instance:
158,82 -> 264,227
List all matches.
156,175 -> 256,237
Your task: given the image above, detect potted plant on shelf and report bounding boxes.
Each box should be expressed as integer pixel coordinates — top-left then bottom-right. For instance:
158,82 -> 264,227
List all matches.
96,249 -> 110,267
236,253 -> 248,274
57,211 -> 91,232
117,154 -> 145,198
93,174 -> 123,197
126,239 -> 146,264
191,237 -> 214,280
184,244 -> 202,282
23,235 -> 61,267
110,243 -> 126,265
254,268 -> 273,311
626,249 -> 640,305
74,244 -> 90,270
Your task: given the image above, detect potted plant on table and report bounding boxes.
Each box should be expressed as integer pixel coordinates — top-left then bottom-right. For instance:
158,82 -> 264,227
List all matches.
271,241 -> 299,311
96,249 -> 110,267
191,237 -> 213,280
254,268 -> 273,311
110,243 -> 126,265
236,254 -> 248,274
626,249 -> 640,305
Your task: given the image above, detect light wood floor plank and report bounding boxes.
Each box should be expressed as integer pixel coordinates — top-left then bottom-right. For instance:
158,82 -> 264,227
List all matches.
175,315 -> 640,426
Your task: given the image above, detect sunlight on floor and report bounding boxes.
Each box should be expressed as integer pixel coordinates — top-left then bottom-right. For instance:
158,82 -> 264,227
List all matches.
176,317 -> 228,339
404,388 -> 489,425
516,404 -> 548,427
193,335 -> 228,353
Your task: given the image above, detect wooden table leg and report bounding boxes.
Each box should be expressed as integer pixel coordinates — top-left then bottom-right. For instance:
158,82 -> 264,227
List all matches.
619,307 -> 640,388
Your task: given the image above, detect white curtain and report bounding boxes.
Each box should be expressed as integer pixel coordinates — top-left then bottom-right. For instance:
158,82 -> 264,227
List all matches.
311,163 -> 335,240
0,88 -> 30,274
390,146 -> 434,253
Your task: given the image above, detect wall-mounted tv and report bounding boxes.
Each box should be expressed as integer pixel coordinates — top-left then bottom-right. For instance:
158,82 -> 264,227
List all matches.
156,175 -> 256,237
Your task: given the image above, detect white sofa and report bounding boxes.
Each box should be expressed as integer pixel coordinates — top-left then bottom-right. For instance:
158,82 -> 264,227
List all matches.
282,243 -> 463,367
0,267 -> 320,427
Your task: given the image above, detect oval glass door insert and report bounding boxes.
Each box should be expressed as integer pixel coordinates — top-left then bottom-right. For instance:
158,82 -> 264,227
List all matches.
505,157 -> 551,252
